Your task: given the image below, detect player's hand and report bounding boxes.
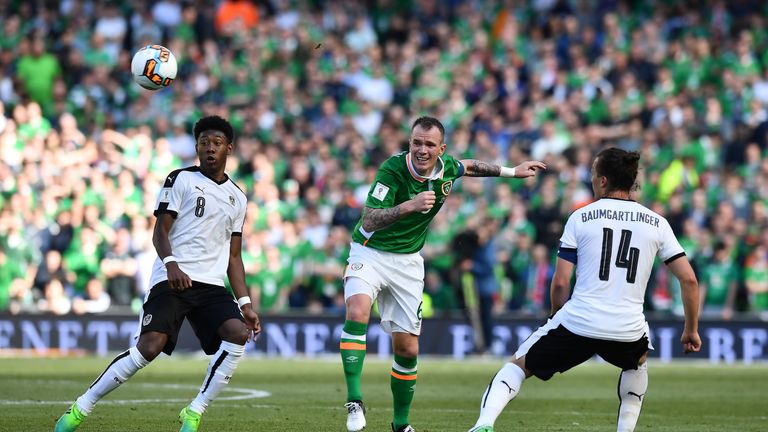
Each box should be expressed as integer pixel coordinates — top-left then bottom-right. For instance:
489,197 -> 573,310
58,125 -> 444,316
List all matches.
514,160 -> 547,178
681,330 -> 702,354
166,262 -> 193,291
241,306 -> 261,342
410,191 -> 436,213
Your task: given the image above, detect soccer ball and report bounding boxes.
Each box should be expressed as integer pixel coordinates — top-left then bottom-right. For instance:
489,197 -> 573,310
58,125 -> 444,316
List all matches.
131,44 -> 178,91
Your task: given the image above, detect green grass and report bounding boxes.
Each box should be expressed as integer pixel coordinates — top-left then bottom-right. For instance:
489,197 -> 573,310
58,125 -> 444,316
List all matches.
0,356 -> 765,431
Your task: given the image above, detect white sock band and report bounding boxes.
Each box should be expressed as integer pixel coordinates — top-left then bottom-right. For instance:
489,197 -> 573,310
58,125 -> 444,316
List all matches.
76,346 -> 149,414
474,362 -> 526,428
189,341 -> 246,414
617,362 -> 648,432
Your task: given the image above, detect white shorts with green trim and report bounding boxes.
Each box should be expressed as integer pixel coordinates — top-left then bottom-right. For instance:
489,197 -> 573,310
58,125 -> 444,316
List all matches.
344,242 -> 424,335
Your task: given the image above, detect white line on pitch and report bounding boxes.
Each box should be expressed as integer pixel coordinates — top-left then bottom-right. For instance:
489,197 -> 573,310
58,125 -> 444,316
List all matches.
0,382 -> 270,405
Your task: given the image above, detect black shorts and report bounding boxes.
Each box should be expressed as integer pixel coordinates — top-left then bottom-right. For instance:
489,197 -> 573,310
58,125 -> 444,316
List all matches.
139,280 -> 244,355
519,321 -> 650,381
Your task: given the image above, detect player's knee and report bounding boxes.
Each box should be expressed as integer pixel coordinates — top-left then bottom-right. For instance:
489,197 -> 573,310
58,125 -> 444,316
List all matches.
393,341 -> 419,358
136,337 -> 164,361
220,321 -> 249,345
345,298 -> 371,323
346,308 -> 369,323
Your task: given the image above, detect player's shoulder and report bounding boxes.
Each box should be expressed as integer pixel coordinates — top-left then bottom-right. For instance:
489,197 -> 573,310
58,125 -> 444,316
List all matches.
566,198 -> 618,223
163,166 -> 200,187
567,199 -> 599,218
377,152 -> 408,176
612,199 -> 668,223
441,153 -> 463,176
382,152 -> 407,168
638,202 -> 666,221
226,177 -> 248,200
441,153 -> 460,164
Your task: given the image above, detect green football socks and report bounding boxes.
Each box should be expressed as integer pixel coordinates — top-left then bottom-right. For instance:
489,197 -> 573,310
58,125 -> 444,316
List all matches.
391,354 -> 417,430
340,320 -> 368,402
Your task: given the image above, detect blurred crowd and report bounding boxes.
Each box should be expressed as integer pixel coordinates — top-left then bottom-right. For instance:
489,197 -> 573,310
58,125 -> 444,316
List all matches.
1,0 -> 767,323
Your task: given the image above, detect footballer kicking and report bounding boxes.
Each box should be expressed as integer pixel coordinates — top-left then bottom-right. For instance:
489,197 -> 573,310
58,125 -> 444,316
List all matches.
468,148 -> 702,432
340,116 -> 546,432
54,116 -> 260,432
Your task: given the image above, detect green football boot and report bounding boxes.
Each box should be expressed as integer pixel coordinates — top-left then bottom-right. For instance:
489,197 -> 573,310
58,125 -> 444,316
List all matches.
54,403 -> 86,432
178,406 -> 202,432
467,426 -> 494,432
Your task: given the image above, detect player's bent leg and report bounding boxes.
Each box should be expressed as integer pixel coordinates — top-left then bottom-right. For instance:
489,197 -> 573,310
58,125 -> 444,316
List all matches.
342,280 -> 374,432
182,318 -> 248,431
55,335 -> 158,431
470,356 -> 529,431
617,356 -> 648,432
391,331 -> 419,432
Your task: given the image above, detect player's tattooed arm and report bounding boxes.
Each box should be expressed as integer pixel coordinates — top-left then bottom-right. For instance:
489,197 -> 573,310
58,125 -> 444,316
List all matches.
460,159 -> 547,178
361,206 -> 403,232
461,159 -> 501,177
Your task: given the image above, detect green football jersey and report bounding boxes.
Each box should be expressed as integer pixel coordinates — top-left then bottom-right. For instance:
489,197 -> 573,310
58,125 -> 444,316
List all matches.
702,261 -> 737,306
351,152 -> 465,254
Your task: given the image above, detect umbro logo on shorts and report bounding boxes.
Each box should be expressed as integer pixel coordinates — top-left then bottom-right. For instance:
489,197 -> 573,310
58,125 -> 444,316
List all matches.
350,263 -> 363,271
142,314 -> 153,326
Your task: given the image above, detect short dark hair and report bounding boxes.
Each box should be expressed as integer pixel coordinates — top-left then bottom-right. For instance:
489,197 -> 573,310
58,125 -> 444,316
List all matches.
411,116 -> 445,141
194,115 -> 234,144
595,147 -> 640,192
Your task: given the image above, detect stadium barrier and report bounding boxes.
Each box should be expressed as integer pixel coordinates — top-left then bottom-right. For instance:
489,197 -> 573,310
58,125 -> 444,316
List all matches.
0,313 -> 765,363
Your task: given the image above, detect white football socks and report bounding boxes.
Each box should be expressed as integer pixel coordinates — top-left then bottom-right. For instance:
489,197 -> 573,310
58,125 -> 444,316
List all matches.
473,362 -> 526,428
189,341 -> 246,415
617,362 -> 648,432
76,346 -> 149,414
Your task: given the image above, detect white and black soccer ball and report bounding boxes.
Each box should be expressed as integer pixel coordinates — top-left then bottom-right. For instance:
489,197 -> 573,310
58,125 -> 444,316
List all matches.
130,44 -> 178,91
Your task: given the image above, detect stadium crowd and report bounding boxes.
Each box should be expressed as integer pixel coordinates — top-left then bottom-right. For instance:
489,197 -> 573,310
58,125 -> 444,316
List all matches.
0,0 -> 767,322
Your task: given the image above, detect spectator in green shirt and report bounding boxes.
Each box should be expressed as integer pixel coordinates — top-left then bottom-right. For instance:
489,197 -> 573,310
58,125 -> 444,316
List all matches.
744,244 -> 768,315
16,36 -> 61,116
700,241 -> 739,320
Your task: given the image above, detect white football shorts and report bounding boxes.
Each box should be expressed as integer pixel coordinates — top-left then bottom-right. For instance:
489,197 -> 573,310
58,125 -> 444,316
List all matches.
344,242 -> 425,335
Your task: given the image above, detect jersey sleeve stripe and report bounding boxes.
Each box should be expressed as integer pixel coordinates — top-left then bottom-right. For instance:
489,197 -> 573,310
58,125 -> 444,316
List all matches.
153,202 -> 178,218
663,251 -> 686,265
231,232 -> 242,237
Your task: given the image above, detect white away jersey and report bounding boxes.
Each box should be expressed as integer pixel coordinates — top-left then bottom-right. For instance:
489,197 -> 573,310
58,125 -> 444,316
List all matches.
149,167 -> 247,288
557,198 -> 685,341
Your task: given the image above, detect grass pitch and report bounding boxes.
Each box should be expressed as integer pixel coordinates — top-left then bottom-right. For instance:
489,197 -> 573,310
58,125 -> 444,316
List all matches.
0,355 -> 765,431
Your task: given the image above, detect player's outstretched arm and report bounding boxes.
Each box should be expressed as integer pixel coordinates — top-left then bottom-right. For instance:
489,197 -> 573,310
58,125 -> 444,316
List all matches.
228,234 -> 261,340
459,159 -> 547,178
667,257 -> 702,353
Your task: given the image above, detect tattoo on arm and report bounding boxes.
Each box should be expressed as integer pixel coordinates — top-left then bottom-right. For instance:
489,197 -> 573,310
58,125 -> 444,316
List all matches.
362,206 -> 403,232
463,159 -> 501,177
